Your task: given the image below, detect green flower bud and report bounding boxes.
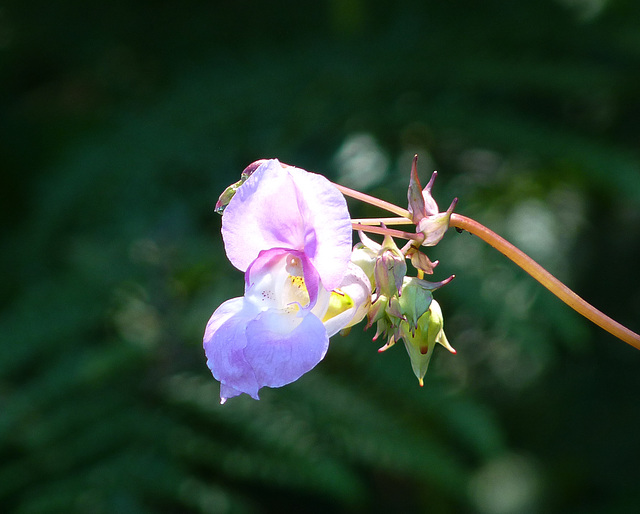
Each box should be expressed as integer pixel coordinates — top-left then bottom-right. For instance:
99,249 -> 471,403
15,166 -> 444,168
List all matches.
386,295 -> 405,321
366,294 -> 389,329
400,299 -> 455,386
397,275 -> 455,333
366,294 -> 407,353
374,233 -> 407,298
398,277 -> 434,334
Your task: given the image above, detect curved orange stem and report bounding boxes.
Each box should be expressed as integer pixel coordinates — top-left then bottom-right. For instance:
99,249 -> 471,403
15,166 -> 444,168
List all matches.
450,213 -> 640,350
333,179 -> 640,349
333,183 -> 411,218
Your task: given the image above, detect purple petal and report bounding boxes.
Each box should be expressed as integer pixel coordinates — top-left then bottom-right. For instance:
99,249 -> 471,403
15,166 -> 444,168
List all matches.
222,159 -> 352,290
219,383 -> 243,402
244,248 -> 322,309
287,166 -> 353,289
244,309 -> 329,389
222,160 -> 306,270
203,297 -> 261,400
244,247 -> 289,291
299,253 -> 321,308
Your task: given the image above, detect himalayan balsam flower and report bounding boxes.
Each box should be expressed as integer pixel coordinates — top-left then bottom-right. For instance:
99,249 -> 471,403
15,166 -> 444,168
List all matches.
204,159 -> 370,403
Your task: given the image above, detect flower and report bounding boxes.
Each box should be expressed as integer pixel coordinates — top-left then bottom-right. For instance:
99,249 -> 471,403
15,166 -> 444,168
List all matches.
204,159 -> 369,402
205,249 -> 368,402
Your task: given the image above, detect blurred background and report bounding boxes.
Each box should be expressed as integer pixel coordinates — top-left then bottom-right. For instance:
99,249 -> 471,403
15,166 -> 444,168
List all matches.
1,0 -> 640,512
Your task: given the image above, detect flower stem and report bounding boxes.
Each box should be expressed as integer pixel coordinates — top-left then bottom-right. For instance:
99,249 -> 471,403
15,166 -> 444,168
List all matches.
334,183 -> 411,218
450,213 -> 640,350
351,217 -> 413,226
351,222 -> 422,241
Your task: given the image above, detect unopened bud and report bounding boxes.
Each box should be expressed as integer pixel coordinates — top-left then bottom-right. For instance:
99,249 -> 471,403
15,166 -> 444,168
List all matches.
398,277 -> 434,334
406,155 -> 457,247
374,232 -> 407,298
366,295 -> 389,329
406,246 -> 438,275
400,299 -> 455,386
415,198 -> 458,247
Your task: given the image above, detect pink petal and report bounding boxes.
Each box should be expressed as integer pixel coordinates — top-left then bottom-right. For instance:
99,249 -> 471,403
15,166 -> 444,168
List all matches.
203,297 -> 261,400
222,159 -> 352,290
287,166 -> 353,289
244,309 -> 329,389
245,248 -> 322,308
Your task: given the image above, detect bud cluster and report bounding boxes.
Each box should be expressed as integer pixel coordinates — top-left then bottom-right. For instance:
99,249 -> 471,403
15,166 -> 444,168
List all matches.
351,156 -> 458,386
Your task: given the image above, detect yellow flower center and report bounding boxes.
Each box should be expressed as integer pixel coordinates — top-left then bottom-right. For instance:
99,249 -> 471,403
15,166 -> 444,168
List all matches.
322,289 -> 354,322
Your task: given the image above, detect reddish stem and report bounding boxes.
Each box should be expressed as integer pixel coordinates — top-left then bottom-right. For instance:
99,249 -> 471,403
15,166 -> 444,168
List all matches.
351,222 -> 422,241
450,213 -> 640,350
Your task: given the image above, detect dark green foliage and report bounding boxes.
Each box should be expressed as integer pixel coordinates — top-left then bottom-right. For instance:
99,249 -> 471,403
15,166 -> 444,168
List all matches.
1,1 -> 640,512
